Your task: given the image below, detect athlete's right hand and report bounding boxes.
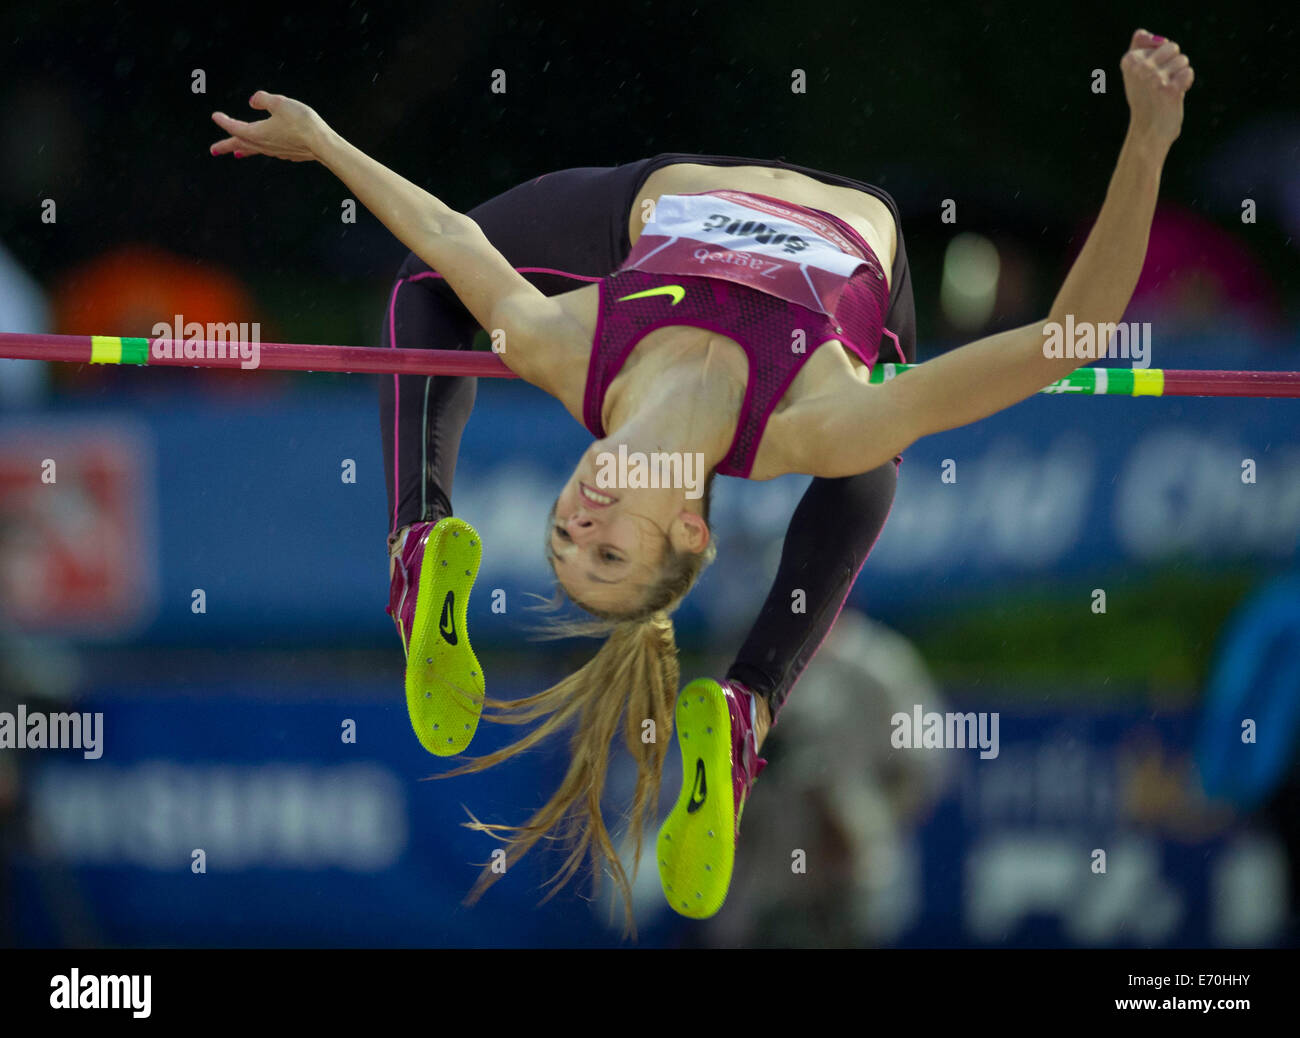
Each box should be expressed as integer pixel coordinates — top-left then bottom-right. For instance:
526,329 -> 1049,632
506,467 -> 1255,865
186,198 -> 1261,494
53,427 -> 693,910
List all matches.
209,91 -> 329,162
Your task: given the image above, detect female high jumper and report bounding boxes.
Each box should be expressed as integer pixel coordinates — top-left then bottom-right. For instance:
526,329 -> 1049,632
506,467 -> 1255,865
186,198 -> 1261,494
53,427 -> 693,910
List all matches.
210,29 -> 1194,927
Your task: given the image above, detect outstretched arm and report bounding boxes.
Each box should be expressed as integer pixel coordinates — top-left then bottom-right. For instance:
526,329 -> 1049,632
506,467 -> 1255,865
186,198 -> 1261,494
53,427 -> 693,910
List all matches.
811,29 -> 1194,476
209,93 -> 576,386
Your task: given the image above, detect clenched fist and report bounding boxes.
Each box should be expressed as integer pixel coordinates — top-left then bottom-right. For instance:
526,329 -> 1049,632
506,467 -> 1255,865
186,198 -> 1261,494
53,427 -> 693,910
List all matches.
1121,29 -> 1194,149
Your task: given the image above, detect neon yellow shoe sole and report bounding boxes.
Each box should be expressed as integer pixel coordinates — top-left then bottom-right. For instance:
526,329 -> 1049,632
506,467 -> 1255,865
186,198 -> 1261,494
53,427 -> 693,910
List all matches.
657,679 -> 738,919
404,517 -> 485,756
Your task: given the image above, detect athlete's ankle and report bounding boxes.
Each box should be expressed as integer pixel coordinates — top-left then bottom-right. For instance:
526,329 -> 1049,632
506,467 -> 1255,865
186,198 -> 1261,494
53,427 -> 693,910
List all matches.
387,525 -> 412,579
729,679 -> 771,751
752,693 -> 772,751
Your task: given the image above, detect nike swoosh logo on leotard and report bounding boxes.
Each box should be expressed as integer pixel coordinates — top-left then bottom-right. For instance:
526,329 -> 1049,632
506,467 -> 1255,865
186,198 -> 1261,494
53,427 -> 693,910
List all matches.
617,284 -> 685,305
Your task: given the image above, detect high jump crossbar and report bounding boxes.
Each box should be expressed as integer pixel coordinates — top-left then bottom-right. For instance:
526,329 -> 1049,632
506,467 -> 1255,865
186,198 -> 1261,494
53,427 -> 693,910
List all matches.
2,332 -> 1299,398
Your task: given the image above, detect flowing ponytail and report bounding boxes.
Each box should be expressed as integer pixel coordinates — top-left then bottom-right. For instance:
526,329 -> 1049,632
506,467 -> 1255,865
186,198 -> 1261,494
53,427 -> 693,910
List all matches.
434,612 -> 680,936
432,475 -> 717,935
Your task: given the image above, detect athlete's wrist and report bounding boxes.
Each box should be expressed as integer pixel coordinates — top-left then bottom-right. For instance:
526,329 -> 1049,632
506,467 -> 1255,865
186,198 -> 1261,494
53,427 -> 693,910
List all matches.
308,120 -> 345,165
1122,122 -> 1172,168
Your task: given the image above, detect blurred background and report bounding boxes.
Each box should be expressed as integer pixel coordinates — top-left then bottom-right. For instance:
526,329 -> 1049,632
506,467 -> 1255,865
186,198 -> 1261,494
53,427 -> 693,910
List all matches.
1,0 -> 1298,947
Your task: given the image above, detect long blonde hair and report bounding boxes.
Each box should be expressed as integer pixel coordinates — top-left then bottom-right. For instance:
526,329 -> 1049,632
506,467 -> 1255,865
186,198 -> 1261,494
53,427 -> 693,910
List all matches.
432,484 -> 716,937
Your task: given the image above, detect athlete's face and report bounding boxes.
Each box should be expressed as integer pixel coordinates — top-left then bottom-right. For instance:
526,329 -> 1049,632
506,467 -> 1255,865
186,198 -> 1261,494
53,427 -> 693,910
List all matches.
547,444 -> 710,615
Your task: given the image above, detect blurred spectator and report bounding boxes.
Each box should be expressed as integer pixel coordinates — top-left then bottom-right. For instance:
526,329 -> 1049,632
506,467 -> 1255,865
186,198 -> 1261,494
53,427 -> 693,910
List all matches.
1196,573 -> 1300,945
699,611 -> 950,947
0,240 -> 51,406
51,244 -> 256,341
1201,116 -> 1300,247
48,244 -> 286,396
0,511 -> 85,946
1101,204 -> 1283,341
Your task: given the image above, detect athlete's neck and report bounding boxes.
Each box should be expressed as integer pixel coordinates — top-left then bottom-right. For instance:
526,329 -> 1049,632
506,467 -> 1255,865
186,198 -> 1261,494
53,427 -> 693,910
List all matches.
603,334 -> 740,468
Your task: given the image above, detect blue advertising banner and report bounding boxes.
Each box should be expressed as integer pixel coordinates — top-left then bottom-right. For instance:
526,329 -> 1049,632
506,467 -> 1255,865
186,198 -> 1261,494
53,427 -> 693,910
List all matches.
12,676 -> 692,948
9,680 -> 1286,947
896,704 -> 1289,948
3,359 -> 1297,644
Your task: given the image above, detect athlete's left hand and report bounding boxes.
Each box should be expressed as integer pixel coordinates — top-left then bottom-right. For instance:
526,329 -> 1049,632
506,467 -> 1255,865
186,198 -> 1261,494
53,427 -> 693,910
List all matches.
1121,29 -> 1194,149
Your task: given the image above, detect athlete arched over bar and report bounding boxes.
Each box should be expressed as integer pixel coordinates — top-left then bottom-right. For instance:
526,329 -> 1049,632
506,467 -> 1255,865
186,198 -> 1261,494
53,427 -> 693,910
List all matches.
211,29 -> 1198,928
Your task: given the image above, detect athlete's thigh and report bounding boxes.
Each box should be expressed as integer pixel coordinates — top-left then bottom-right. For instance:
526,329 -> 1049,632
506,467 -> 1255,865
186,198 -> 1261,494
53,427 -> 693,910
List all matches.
464,164 -> 647,288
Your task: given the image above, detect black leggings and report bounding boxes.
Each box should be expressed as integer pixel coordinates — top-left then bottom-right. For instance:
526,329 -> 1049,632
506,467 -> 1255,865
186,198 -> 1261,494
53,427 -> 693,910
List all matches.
379,153 -> 917,721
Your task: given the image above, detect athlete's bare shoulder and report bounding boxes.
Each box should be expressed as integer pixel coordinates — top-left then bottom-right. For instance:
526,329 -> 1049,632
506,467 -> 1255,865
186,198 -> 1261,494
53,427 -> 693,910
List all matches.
508,282 -> 599,422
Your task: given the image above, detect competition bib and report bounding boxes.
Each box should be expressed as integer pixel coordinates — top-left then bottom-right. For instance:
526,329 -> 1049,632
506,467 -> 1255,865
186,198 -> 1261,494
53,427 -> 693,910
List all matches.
624,191 -> 885,316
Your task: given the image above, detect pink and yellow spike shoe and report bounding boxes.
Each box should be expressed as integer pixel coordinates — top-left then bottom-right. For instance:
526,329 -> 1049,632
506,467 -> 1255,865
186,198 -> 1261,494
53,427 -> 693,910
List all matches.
386,517 -> 485,756
657,678 -> 768,919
